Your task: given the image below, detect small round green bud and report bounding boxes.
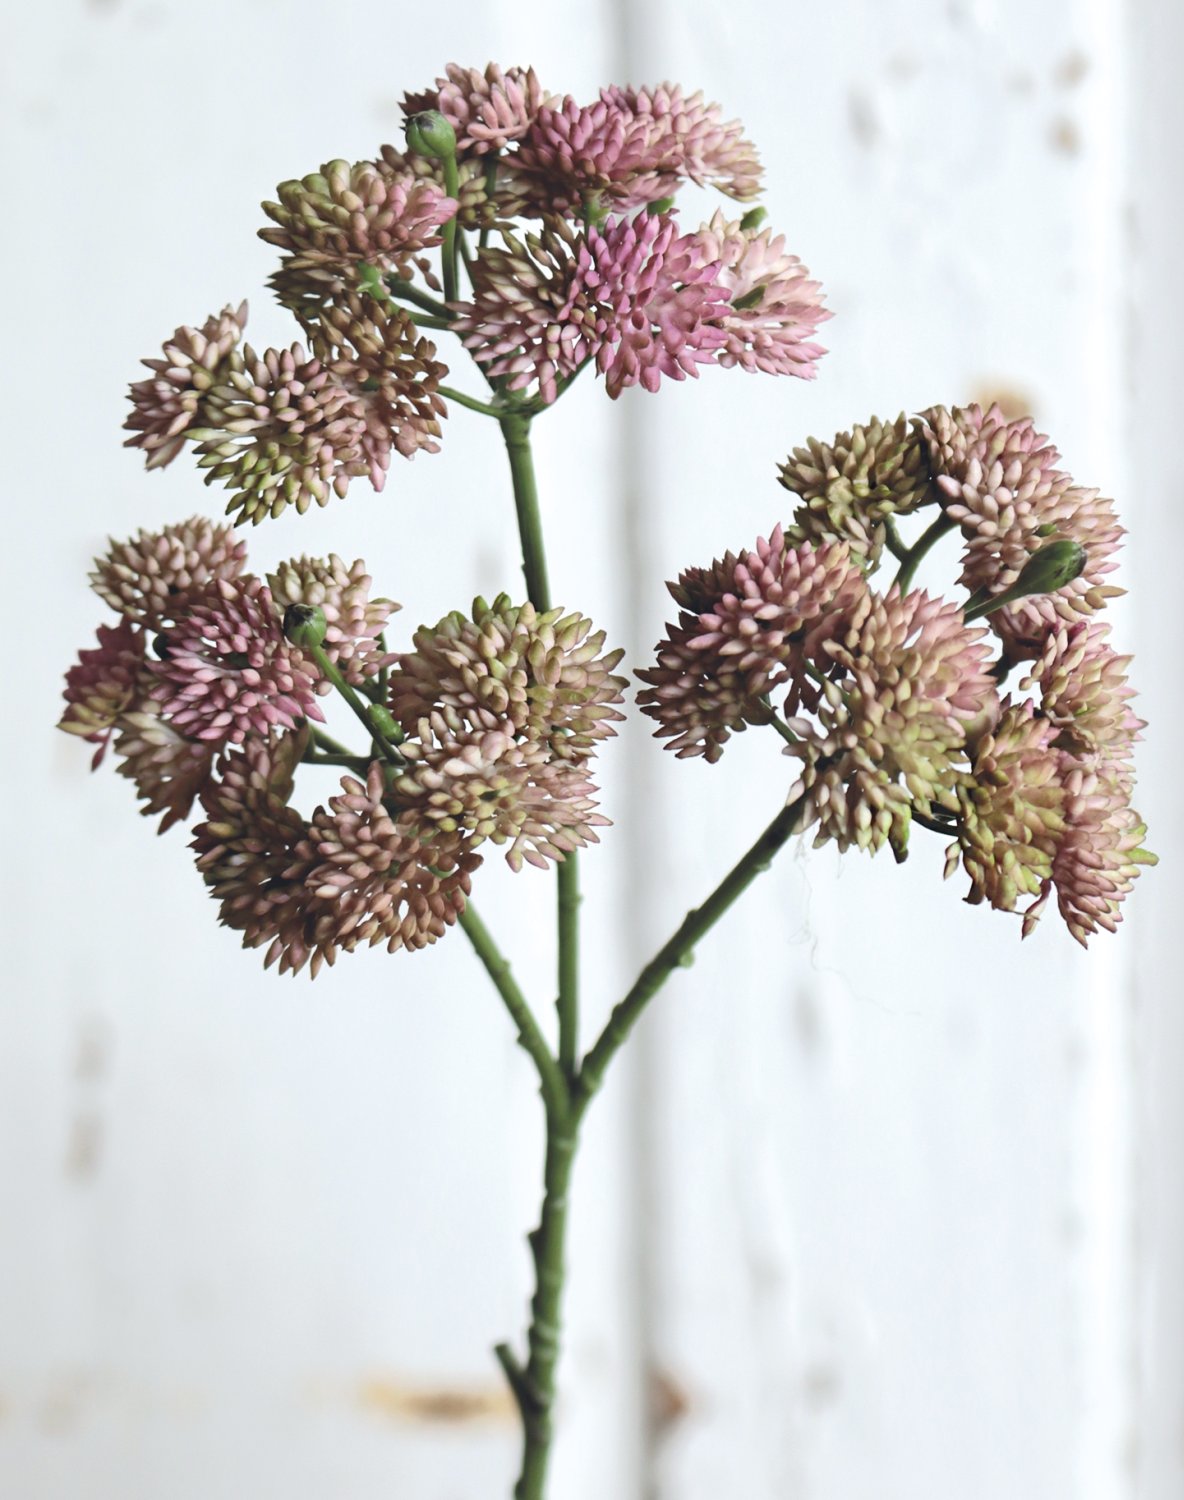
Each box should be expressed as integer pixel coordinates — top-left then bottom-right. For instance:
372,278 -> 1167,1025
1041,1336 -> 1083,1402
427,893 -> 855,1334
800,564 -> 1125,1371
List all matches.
405,110 -> 457,160
1014,539 -> 1088,597
283,603 -> 328,649
740,205 -> 769,232
367,704 -> 403,743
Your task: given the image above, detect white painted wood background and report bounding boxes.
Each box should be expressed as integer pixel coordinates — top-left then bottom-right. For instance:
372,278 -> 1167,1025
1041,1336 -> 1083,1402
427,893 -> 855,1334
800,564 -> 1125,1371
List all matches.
1,1 -> 1179,1497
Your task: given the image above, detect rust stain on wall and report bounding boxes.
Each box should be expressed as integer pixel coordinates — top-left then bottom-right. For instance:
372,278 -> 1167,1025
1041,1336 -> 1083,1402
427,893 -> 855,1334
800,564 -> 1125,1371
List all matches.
1049,116 -> 1083,156
357,1376 -> 516,1425
648,1367 -> 693,1434
1054,50 -> 1090,88
967,383 -> 1037,422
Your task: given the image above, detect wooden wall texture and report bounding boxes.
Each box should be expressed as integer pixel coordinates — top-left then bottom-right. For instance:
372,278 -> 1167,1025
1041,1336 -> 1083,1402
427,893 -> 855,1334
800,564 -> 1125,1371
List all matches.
1,1 -> 1179,1496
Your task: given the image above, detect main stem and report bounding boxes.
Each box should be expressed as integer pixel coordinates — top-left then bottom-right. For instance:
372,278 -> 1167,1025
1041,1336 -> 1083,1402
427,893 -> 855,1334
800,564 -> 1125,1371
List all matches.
496,407 -> 580,1500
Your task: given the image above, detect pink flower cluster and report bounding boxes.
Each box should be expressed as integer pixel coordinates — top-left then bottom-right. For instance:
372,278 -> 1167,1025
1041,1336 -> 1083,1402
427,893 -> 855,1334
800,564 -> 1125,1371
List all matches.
454,207 -> 828,404
641,405 -> 1155,943
60,525 -> 626,975
60,519 -> 395,831
121,64 -> 826,510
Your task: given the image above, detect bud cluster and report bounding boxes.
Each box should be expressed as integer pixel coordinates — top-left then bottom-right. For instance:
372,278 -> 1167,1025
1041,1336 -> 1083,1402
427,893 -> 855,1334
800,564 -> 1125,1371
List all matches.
60,524 -> 625,975
642,404 -> 1154,943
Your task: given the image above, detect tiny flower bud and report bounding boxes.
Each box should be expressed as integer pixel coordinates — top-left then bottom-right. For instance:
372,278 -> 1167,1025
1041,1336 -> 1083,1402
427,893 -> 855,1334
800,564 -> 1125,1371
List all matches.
283,603 -> 328,649
405,110 -> 458,161
646,195 -> 677,215
1014,539 -> 1088,595
367,703 -> 403,743
740,205 -> 768,232
964,540 -> 1089,621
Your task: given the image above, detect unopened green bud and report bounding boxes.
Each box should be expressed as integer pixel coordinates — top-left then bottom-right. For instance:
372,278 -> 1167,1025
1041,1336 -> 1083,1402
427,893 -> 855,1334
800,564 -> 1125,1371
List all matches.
1014,539 -> 1088,596
405,110 -> 457,161
283,603 -> 328,649
646,195 -> 676,215
740,205 -> 768,232
964,540 -> 1088,622
367,704 -> 403,743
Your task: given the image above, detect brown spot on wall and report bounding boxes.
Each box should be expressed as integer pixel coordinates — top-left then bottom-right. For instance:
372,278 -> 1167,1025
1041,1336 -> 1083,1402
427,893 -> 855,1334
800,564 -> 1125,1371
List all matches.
967,384 -> 1036,422
1050,116 -> 1083,156
649,1367 -> 692,1433
357,1376 -> 515,1425
1054,50 -> 1090,88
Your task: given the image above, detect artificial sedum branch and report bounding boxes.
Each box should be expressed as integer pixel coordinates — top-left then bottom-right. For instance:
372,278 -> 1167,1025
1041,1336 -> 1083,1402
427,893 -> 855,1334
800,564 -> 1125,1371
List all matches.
58,57 -> 1155,1500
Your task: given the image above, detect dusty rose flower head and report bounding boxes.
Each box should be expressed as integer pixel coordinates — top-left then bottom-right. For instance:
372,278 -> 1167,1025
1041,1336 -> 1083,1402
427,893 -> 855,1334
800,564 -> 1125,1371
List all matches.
59,619 -> 147,767
579,212 -> 731,398
114,704 -> 218,833
779,414 -> 939,568
389,594 -> 626,761
800,587 -> 998,817
453,219 -> 592,403
637,530 -> 867,761
947,702 -> 1065,914
149,575 -> 323,745
600,83 -> 763,200
90,517 -> 248,629
377,142 -> 525,234
922,403 -> 1123,656
789,745 -> 915,857
266,555 -> 399,687
308,761 -> 480,955
309,292 -> 447,461
191,735 -> 327,976
393,722 -> 608,871
1042,762 -> 1156,945
191,342 -> 378,524
260,159 -> 457,286
123,302 -> 248,470
690,211 -> 828,380
406,63 -> 553,154
515,94 -> 684,214
1021,620 -> 1144,768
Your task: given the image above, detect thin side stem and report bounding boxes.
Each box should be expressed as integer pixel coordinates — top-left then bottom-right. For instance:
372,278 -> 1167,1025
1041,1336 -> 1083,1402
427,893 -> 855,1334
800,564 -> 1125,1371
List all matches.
459,906 -> 568,1119
574,795 -> 806,1112
556,862 -> 580,1076
893,510 -> 956,593
387,276 -> 452,321
438,384 -> 505,419
305,641 -> 404,765
441,154 -> 461,305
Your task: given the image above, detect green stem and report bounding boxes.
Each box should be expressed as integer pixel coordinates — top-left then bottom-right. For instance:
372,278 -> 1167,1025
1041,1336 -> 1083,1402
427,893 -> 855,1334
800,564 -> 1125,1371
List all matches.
311,726 -> 356,758
306,642 -> 404,765
757,696 -> 801,746
438,384 -> 505,419
441,155 -> 461,305
893,510 -> 956,593
459,907 -> 568,1119
557,861 -> 580,1076
575,795 -> 806,1112
479,154 -> 499,251
386,276 -> 452,321
408,311 -> 454,331
306,751 -> 373,770
513,1121 -> 578,1500
883,516 -> 908,562
497,412 -> 552,608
